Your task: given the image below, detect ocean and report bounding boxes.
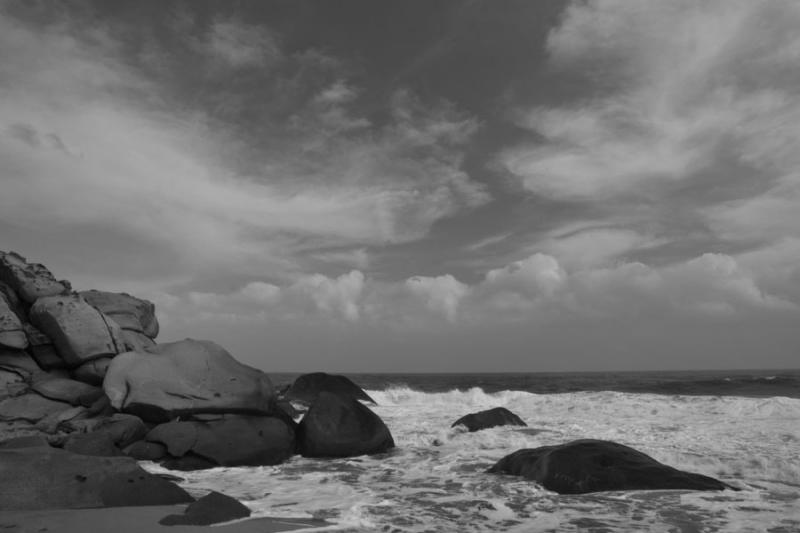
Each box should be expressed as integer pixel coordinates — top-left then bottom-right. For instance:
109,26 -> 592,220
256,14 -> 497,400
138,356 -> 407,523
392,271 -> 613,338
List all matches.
145,370 -> 800,532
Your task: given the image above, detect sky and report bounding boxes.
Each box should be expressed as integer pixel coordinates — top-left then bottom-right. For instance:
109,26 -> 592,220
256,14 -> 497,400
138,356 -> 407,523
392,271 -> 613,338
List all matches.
1,0 -> 799,372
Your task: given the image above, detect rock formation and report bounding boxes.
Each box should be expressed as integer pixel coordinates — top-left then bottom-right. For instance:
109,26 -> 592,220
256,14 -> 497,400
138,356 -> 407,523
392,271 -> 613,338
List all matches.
283,371 -> 376,405
103,339 -> 276,422
297,391 -> 394,458
488,439 -> 735,494
451,407 -> 527,432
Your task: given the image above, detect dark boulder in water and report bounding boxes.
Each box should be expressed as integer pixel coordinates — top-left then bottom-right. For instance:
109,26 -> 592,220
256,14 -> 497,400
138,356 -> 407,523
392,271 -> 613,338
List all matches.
284,372 -> 376,405
159,491 -> 251,526
297,391 -> 394,458
488,439 -> 735,494
452,407 -> 526,432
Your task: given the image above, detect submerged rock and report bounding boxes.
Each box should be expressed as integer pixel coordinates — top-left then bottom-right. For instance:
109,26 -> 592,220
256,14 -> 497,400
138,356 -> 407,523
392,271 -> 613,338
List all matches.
159,491 -> 251,526
103,339 -> 276,422
297,391 -> 394,458
0,447 -> 193,510
452,407 -> 527,432
488,439 -> 735,494
284,372 -> 376,405
30,294 -> 126,367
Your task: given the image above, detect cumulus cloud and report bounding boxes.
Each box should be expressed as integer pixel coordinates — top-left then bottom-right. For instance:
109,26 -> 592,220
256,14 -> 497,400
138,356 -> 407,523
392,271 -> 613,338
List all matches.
497,0 -> 800,310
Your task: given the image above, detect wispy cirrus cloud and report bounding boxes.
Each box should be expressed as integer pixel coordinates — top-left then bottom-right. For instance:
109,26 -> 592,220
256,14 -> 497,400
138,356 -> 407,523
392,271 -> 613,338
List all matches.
0,6 -> 488,292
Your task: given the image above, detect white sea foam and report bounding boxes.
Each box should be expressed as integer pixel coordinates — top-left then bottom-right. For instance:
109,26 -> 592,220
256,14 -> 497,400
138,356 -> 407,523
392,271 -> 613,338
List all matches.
143,389 -> 800,532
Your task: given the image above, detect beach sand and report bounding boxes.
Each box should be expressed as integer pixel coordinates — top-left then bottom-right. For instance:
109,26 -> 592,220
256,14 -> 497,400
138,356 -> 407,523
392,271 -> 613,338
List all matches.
0,505 -> 329,533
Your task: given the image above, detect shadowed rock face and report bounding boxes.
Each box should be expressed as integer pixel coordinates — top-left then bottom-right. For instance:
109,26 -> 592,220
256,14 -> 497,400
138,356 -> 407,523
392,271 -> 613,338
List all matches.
488,439 -> 735,494
297,392 -> 394,458
29,295 -> 126,367
284,372 -> 376,405
146,415 -> 295,469
103,339 -> 275,423
159,491 -> 251,526
0,447 -> 193,510
79,290 -> 159,339
452,407 -> 527,432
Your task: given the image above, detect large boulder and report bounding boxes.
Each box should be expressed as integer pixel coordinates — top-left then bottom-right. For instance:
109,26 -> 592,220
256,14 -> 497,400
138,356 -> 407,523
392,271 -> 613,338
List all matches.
451,407 -> 527,432
72,357 -> 112,385
0,251 -> 70,305
297,392 -> 394,458
103,339 -> 275,422
0,393 -> 73,423
284,372 -> 376,406
80,290 -> 159,339
0,349 -> 42,380
30,294 -> 126,367
146,415 -> 295,469
488,439 -> 735,494
23,323 -> 65,369
0,293 -> 27,350
160,491 -> 251,526
31,375 -> 100,406
0,447 -> 193,510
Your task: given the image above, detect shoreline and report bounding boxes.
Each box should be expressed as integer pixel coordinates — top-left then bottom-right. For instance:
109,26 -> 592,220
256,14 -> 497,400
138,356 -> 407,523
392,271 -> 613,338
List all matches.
0,505 -> 330,533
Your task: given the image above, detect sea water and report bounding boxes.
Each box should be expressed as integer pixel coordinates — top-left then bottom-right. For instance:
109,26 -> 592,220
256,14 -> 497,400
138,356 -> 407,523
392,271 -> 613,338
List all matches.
144,371 -> 800,532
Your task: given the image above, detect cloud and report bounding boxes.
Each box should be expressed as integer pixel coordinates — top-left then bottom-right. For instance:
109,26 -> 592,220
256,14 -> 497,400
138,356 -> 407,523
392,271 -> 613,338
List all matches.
495,0 -> 800,310
0,7 -> 488,289
405,275 -> 470,322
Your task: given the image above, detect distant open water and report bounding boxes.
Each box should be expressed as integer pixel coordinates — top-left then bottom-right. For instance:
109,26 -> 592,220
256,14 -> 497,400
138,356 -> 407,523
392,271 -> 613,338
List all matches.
271,368 -> 800,399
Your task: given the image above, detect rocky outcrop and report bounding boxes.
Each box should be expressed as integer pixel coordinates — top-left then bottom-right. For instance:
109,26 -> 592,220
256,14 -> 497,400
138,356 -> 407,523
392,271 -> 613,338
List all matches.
0,251 -> 70,305
488,439 -> 735,494
159,491 -> 251,526
452,407 -> 526,432
72,357 -> 112,385
0,293 -> 27,350
284,372 -> 376,406
80,290 -> 159,339
0,447 -> 193,510
23,323 -> 64,369
0,393 -> 73,423
146,415 -> 295,469
31,375 -> 100,406
297,392 -> 394,458
104,339 -> 276,422
30,294 -> 125,367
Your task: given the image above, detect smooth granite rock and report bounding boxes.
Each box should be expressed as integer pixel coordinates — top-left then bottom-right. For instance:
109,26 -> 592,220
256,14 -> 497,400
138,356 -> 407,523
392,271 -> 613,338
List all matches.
72,357 -> 112,385
23,323 -> 66,369
159,491 -> 251,526
452,407 -> 527,432
147,415 -> 295,469
488,439 -> 736,494
80,290 -> 159,338
297,392 -> 394,458
0,393 -> 73,423
30,295 -> 126,367
0,447 -> 193,510
31,375 -> 100,406
284,372 -> 376,405
104,339 -> 275,422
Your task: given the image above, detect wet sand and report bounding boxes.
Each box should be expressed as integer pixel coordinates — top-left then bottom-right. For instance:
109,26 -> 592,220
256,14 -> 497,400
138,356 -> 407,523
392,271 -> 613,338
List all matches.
0,505 -> 330,533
